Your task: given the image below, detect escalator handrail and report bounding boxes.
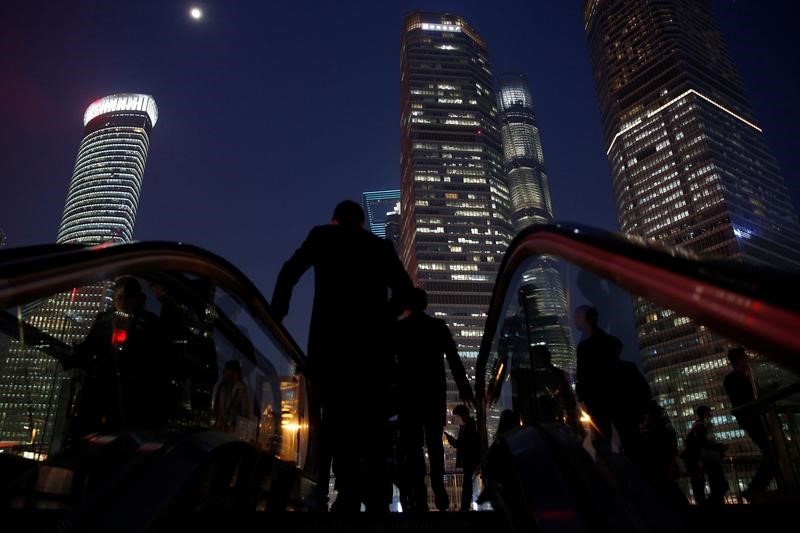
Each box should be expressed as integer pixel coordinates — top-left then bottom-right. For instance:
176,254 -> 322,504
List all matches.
476,223 -> 800,415
0,241 -> 308,372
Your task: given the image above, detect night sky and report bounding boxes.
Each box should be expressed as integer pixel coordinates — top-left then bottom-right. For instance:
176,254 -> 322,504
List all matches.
1,1 -> 798,348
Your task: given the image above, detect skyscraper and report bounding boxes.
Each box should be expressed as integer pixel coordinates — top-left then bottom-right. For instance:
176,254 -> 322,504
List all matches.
497,74 -> 575,373
362,189 -> 401,239
400,11 -> 512,366
583,0 -> 800,467
57,94 -> 158,244
0,94 -> 158,454
400,13 -> 512,499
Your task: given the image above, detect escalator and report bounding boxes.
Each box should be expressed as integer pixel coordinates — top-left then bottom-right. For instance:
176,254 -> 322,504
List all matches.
0,225 -> 798,531
474,223 -> 800,532
0,242 -> 316,530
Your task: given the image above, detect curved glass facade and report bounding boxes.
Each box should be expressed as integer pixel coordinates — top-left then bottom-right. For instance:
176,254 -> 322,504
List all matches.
497,74 -> 574,373
497,74 -> 551,229
56,94 -> 157,245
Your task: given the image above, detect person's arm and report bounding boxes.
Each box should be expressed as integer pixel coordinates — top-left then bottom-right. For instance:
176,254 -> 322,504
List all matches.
442,323 -> 475,406
271,228 -> 317,321
63,313 -> 105,370
445,431 -> 460,447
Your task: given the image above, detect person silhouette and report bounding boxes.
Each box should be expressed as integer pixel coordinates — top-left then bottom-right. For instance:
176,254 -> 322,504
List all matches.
530,345 -> 578,430
63,277 -> 162,441
574,305 -> 621,451
682,405 -> 728,506
272,200 -> 413,512
724,347 -> 775,501
394,288 -> 475,512
445,404 -> 480,512
213,359 -> 256,439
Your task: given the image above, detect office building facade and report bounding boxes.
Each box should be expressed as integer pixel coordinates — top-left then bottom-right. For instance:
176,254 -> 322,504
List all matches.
400,11 -> 512,362
583,0 -> 800,473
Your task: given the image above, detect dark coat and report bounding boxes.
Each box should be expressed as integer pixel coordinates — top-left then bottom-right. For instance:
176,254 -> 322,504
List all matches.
724,370 -> 764,439
447,417 -> 481,471
575,330 -> 622,416
272,224 -> 413,404
63,308 -> 162,436
610,360 -> 652,448
394,312 -> 474,426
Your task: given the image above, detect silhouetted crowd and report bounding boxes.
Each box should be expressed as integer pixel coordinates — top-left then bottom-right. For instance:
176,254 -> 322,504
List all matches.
61,200 -> 781,514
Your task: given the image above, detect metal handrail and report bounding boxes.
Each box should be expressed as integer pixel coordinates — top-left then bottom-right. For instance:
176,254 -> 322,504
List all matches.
0,241 -> 307,373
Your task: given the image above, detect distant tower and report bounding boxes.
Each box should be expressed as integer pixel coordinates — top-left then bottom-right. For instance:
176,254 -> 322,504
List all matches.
497,73 -> 575,373
0,94 -> 158,454
497,73 -> 552,228
362,190 -> 401,239
57,94 -> 158,244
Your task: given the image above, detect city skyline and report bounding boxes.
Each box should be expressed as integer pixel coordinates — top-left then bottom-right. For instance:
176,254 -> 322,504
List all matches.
0,1 -> 798,352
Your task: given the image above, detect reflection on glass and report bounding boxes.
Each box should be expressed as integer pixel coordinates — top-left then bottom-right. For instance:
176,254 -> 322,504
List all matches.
0,273 -> 308,469
482,252 -> 800,505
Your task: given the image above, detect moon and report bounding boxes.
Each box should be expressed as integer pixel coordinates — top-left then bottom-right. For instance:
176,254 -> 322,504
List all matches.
189,6 -> 203,20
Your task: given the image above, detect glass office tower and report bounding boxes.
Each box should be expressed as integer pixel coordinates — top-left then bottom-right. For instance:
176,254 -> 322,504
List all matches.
57,94 -> 158,244
0,94 -> 158,454
362,189 -> 401,239
497,74 -> 575,373
400,11 -> 512,362
583,0 -> 800,469
400,13 -> 512,503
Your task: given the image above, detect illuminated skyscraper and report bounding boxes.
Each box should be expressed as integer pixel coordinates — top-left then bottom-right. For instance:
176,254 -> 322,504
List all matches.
400,13 -> 511,504
497,74 -> 574,373
57,94 -> 158,244
362,189 -> 401,239
583,0 -> 800,465
0,94 -> 158,454
400,11 -> 512,364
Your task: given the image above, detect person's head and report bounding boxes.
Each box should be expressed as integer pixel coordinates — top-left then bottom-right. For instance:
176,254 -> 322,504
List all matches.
727,347 -> 748,371
497,409 -> 520,435
407,288 -> 428,313
453,404 -> 470,425
332,200 -> 365,228
695,405 -> 712,421
223,359 -> 242,382
113,277 -> 145,313
531,345 -> 552,366
574,305 -> 598,333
